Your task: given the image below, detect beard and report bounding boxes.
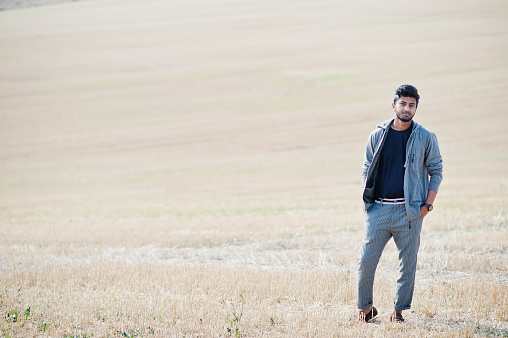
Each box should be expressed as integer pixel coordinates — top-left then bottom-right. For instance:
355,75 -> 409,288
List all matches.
397,111 -> 413,122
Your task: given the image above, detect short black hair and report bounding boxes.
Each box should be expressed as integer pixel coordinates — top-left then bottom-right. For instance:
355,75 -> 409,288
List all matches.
394,84 -> 420,106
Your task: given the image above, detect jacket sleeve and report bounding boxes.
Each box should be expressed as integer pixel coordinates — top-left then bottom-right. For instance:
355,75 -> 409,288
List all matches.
425,132 -> 443,192
361,131 -> 376,188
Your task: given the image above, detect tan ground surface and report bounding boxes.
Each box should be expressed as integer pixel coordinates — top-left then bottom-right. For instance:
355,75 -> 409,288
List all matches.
1,0 -> 507,336
0,0 -> 77,11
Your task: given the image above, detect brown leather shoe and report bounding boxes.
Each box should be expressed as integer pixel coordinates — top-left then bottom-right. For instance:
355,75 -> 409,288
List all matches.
359,307 -> 378,322
390,311 -> 404,323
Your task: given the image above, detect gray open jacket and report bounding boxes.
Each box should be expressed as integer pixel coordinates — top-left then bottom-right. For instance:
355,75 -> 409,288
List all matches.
362,119 -> 443,220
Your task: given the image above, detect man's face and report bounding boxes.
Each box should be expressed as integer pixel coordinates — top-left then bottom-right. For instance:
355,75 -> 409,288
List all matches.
393,96 -> 417,122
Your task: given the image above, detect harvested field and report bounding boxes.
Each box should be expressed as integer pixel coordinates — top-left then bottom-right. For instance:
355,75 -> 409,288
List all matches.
1,0 -> 507,336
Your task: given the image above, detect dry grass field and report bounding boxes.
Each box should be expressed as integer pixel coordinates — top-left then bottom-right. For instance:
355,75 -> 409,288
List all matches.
1,0 -> 508,336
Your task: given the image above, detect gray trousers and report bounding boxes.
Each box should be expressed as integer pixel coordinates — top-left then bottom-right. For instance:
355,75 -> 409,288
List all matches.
357,202 -> 423,311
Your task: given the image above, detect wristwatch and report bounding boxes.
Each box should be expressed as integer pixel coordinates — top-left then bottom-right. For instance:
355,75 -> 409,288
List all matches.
421,203 -> 433,211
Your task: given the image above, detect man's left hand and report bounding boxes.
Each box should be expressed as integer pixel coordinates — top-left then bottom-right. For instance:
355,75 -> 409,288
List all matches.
420,206 -> 429,219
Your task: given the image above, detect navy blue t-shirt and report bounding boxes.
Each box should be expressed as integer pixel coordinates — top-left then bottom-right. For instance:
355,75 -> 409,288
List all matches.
374,123 -> 413,199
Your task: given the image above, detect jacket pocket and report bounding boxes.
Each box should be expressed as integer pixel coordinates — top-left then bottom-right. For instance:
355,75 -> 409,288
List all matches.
411,147 -> 425,176
410,152 -> 416,172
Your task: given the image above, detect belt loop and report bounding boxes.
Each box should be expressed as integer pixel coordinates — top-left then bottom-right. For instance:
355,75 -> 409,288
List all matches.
380,198 -> 383,206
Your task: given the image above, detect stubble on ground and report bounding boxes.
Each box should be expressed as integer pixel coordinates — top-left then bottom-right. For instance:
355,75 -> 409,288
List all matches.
1,0 -> 507,336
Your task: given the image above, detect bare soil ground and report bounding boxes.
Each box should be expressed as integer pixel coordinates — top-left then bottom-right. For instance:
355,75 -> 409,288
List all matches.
1,0 -> 507,336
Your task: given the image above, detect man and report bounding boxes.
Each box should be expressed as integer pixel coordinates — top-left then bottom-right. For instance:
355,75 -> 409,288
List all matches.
357,84 -> 443,323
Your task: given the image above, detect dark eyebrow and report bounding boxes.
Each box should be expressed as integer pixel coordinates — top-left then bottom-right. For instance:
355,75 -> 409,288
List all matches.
399,100 -> 415,105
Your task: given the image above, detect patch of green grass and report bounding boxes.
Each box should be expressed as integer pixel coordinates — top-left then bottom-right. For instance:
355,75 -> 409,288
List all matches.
224,292 -> 245,338
40,320 -> 51,331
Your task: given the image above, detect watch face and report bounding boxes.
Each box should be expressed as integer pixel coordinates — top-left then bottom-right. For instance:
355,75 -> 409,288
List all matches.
427,204 -> 433,211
